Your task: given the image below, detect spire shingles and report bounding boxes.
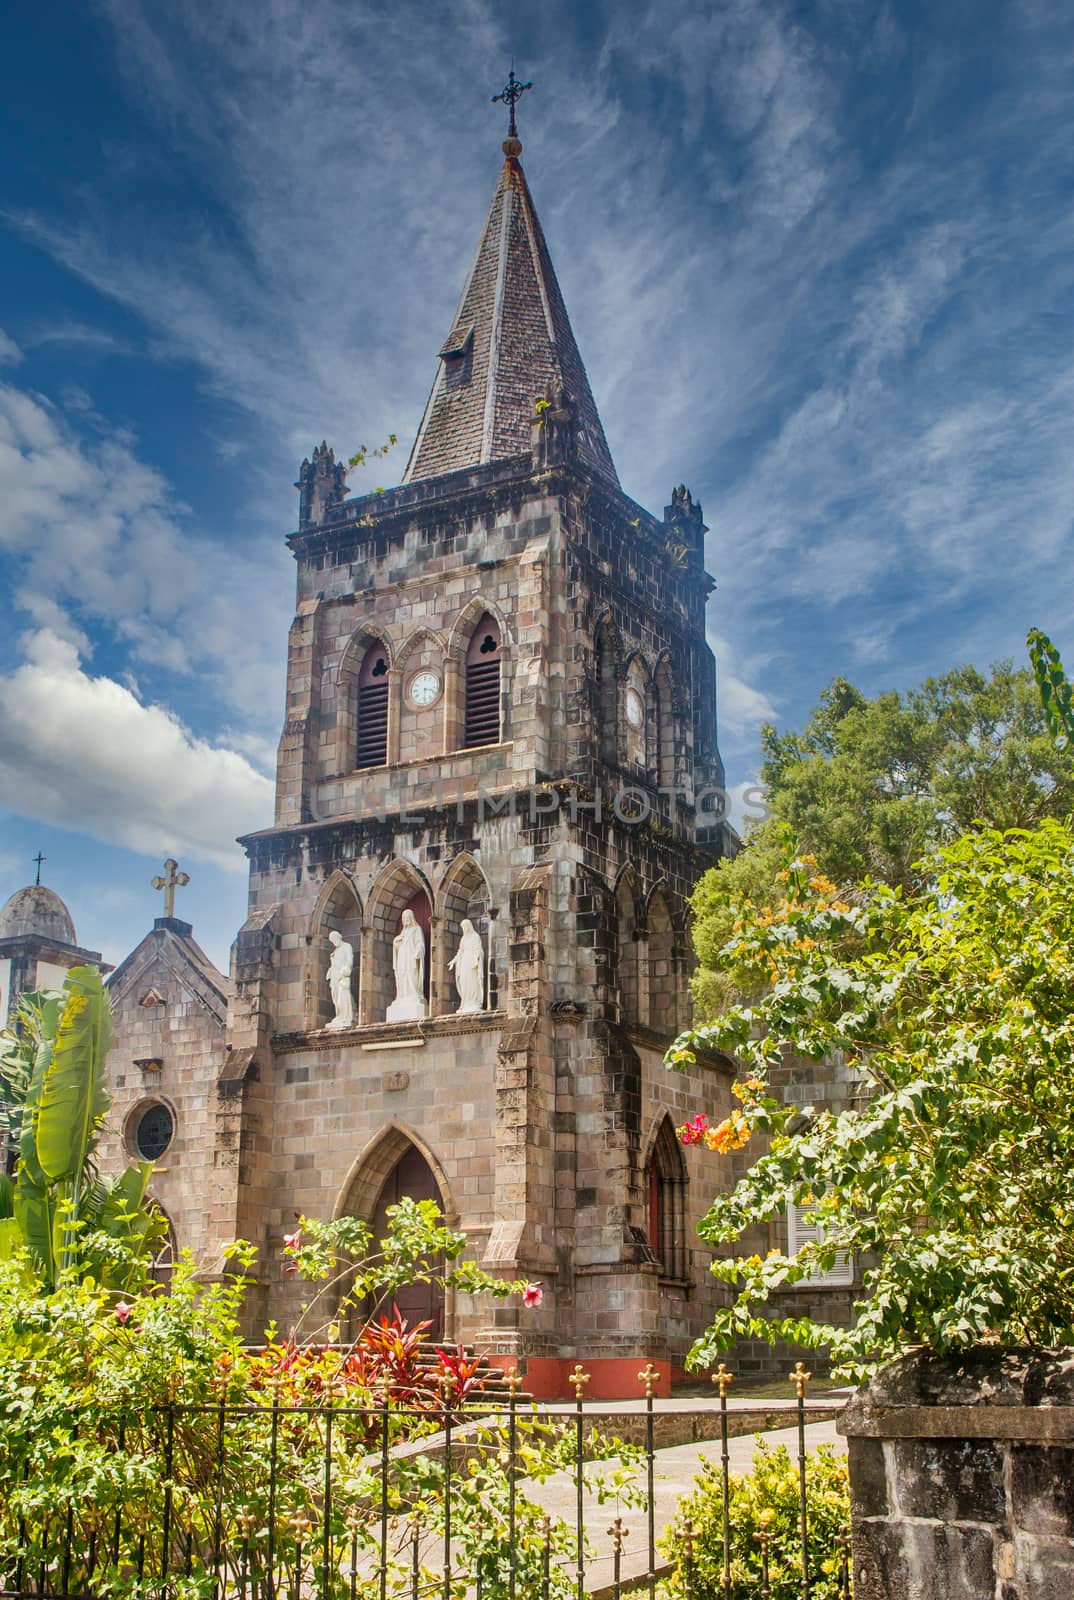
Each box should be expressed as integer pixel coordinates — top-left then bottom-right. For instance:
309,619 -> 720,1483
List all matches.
403,155 -> 618,486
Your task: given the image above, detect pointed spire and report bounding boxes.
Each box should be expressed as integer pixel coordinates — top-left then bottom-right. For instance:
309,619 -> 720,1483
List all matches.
403,130 -> 618,487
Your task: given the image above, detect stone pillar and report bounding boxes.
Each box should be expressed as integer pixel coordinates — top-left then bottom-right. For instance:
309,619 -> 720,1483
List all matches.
275,598 -> 323,827
839,1346 -> 1074,1600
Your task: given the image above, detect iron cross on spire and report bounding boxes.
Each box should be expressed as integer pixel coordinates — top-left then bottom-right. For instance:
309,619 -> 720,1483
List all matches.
152,857 -> 190,920
492,68 -> 533,139
32,852 -> 46,887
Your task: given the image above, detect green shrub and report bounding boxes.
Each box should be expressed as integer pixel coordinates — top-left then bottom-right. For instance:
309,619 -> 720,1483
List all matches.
660,1439 -> 850,1599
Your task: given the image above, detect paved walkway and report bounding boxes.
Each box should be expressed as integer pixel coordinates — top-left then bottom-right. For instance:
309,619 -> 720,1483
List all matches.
524,1418 -> 846,1595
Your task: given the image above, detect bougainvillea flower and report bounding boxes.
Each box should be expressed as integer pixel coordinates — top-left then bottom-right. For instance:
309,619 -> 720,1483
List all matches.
678,1112 -> 709,1146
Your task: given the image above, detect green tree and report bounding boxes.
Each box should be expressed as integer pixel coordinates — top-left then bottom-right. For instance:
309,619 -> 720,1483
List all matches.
666,820 -> 1074,1380
690,660 -> 1074,1019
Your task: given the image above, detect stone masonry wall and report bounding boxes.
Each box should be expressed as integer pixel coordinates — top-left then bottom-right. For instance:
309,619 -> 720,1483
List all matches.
102,920 -> 230,1273
230,438 -> 733,1388
840,1346 -> 1074,1600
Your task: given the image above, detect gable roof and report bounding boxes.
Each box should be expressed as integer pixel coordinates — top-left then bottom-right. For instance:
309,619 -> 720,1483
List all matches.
107,922 -> 231,1026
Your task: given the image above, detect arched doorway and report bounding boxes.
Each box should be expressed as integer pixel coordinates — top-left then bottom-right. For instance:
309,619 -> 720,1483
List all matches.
368,1144 -> 445,1339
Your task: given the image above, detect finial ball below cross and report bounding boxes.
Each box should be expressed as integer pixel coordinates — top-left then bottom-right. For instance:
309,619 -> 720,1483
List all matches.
152,857 -> 190,920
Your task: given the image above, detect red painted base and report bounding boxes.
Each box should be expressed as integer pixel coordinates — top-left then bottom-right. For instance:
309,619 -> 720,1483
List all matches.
485,1355 -> 673,1401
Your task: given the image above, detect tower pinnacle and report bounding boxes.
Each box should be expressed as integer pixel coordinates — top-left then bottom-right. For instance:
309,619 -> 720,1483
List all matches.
403,97 -> 618,487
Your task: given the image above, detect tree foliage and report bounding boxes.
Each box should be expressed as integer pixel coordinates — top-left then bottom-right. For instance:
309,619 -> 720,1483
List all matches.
0,1211 -> 630,1600
667,821 -> 1074,1379
690,659 -> 1074,1021
660,1440 -> 850,1600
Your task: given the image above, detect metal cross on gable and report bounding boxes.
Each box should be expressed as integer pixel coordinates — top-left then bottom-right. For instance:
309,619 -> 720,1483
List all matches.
32,851 -> 46,887
492,68 -> 533,139
152,857 -> 190,920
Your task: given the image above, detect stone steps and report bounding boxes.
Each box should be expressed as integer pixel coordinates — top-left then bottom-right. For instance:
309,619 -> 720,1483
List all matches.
418,1346 -> 532,1404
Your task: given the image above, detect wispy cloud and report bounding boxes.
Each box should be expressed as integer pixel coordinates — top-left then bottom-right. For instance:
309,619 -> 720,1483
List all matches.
0,378 -> 291,722
3,0 -> 1074,791
21,321 -> 141,356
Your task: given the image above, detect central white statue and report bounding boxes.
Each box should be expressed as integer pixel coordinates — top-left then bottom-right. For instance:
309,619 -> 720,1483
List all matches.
448,918 -> 485,1014
387,908 -> 427,1022
325,930 -> 355,1030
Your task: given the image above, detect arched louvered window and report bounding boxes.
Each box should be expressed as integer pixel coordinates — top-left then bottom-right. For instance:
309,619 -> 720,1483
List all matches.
464,614 -> 502,748
356,642 -> 390,768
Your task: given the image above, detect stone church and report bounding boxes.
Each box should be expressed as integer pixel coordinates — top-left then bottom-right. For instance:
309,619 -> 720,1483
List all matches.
1,113 -> 752,1397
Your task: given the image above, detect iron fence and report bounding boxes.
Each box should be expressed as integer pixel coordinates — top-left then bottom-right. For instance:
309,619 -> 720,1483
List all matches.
0,1363 -> 851,1600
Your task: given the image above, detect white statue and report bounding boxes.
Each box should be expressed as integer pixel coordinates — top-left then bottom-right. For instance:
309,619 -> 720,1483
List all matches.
325,930 -> 355,1030
387,908 -> 427,1022
448,918 -> 485,1014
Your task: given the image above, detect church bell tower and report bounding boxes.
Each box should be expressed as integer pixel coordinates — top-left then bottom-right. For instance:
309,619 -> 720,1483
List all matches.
224,82 -> 734,1395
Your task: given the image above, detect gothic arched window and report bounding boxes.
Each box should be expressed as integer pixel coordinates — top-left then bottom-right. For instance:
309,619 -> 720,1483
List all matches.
463,614 -> 502,748
615,872 -> 641,1026
356,642 -> 390,768
647,1117 -> 688,1280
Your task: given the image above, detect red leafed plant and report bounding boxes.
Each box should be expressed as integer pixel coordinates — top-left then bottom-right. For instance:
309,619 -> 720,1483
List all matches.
248,1308 -> 488,1414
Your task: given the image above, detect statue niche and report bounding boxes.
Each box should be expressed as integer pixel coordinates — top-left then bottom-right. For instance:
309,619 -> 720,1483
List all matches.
448,918 -> 485,1014
387,908 -> 427,1023
325,931 -> 356,1030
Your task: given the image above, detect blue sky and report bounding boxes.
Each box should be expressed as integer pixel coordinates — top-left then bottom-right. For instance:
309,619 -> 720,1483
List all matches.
1,0 -> 1073,973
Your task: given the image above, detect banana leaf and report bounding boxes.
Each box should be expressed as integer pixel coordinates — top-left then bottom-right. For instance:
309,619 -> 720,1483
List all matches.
33,967 -> 112,1185
82,1164 -> 166,1290
18,1033 -> 54,1191
0,1172 -> 12,1219
14,1177 -> 55,1286
0,1217 -> 20,1261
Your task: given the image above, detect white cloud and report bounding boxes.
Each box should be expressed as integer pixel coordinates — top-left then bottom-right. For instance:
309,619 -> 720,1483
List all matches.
718,668 -> 779,741
0,379 -> 291,723
0,631 -> 273,869
0,330 -> 22,367
22,321 -> 139,356
709,633 -> 778,741
724,777 -> 772,835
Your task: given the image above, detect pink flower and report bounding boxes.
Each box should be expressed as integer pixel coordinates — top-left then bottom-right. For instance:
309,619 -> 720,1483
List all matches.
679,1112 -> 709,1147
283,1263 -> 298,1276
115,1302 -> 132,1323
283,1230 -> 301,1250
522,1283 -> 543,1309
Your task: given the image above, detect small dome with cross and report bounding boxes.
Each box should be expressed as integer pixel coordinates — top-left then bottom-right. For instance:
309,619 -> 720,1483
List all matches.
0,884 -> 77,946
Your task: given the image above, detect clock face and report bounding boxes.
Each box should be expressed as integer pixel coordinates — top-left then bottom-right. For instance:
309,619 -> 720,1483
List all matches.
408,670 -> 441,708
625,687 -> 645,730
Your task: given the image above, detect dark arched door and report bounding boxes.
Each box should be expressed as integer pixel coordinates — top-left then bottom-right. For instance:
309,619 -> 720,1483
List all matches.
370,1145 -> 445,1340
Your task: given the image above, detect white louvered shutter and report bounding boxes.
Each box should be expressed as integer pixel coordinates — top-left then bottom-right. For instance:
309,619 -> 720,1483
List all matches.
786,1202 -> 854,1288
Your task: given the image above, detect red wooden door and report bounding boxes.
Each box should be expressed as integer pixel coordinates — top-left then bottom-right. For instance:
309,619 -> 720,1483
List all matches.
370,1146 -> 444,1339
